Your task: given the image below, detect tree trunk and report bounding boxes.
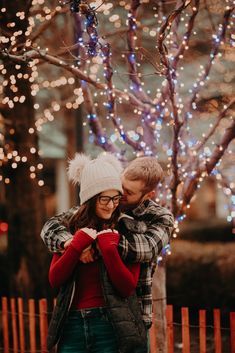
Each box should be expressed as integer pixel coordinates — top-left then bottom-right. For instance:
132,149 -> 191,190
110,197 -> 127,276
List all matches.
1,0 -> 50,298
152,261 -> 167,353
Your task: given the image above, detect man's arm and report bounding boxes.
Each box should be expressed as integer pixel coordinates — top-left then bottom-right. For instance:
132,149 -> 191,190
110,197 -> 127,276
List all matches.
40,206 -> 79,252
118,206 -> 174,263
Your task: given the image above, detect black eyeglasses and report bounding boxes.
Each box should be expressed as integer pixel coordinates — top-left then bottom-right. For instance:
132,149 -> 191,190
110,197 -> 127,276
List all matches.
98,194 -> 122,206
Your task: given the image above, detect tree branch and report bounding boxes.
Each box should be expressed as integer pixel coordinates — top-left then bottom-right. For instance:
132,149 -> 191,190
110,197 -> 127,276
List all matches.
157,0 -> 193,215
195,99 -> 235,152
180,118 -> 235,212
30,7 -> 69,43
72,14 -> 117,153
154,0 -> 196,117
183,6 -> 235,123
101,41 -> 144,151
126,0 -> 153,104
0,48 -> 105,88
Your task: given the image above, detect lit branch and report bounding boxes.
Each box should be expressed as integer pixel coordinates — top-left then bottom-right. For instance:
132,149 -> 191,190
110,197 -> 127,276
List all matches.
0,46 -> 155,115
158,0 -> 193,59
73,14 -> 117,153
114,89 -> 151,111
79,3 -> 99,57
0,49 -> 105,88
170,0 -> 184,50
181,118 -> 235,212
125,0 -> 161,148
183,5 -> 235,122
217,171 -> 235,226
205,119 -> 235,175
157,0 -> 193,215
155,0 -> 196,115
126,0 -> 153,104
195,99 -> 235,152
101,40 -> 144,151
172,0 -> 200,69
82,81 -> 117,153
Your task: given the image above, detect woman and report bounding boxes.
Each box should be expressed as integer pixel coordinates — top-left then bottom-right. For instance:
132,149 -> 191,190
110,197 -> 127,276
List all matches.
47,153 -> 146,353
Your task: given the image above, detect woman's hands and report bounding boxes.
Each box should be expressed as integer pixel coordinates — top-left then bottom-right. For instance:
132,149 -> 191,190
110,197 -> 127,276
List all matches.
79,229 -> 119,263
63,227 -> 97,250
96,229 -> 119,246
80,227 -> 97,239
62,228 -> 120,264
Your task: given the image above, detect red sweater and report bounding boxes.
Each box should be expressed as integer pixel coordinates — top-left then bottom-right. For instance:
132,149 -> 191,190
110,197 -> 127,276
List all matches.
49,229 -> 140,309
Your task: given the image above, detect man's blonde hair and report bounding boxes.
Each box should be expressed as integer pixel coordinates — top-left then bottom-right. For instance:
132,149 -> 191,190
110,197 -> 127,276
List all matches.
123,156 -> 164,192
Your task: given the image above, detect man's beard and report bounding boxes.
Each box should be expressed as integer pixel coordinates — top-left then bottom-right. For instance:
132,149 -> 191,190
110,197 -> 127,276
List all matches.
120,196 -> 145,211
120,203 -> 135,212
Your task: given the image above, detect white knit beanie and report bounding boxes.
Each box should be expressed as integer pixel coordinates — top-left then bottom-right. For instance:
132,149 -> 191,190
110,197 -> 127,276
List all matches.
67,153 -> 123,204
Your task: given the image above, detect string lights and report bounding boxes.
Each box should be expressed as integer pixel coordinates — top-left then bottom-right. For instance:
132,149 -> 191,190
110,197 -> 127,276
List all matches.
0,0 -> 234,236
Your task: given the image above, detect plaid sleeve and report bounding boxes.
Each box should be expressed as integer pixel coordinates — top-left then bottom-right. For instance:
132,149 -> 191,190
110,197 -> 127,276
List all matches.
40,207 -> 79,253
118,209 -> 174,263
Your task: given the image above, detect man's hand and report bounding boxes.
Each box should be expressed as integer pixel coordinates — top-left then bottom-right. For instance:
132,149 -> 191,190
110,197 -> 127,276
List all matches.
79,246 -> 96,263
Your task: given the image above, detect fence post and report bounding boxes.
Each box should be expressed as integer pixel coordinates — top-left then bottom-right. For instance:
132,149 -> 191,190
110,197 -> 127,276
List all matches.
199,309 -> 206,353
181,307 -> 190,353
1,297 -> 9,353
10,298 -> 19,353
18,298 -> 25,353
166,305 -> 174,353
214,309 -> 222,353
28,299 -> 36,353
230,312 -> 235,353
39,298 -> 48,353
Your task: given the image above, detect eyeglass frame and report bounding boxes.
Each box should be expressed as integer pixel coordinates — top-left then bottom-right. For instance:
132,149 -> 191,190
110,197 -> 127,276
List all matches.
98,194 -> 122,206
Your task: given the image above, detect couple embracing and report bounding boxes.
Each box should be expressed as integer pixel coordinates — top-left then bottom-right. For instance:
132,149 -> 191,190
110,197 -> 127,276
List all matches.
41,153 -> 174,353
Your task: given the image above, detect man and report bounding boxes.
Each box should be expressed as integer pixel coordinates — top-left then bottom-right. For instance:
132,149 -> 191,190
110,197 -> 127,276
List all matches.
40,156 -> 174,352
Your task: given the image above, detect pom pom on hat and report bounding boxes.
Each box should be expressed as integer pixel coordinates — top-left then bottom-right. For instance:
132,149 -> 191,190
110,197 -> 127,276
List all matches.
67,153 -> 91,185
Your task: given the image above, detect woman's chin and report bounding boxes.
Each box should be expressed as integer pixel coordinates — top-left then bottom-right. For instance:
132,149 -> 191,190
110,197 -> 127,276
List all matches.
101,215 -> 112,220
97,212 -> 112,220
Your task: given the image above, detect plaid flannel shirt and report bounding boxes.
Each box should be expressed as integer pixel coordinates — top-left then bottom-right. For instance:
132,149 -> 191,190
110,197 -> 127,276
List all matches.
40,199 -> 174,327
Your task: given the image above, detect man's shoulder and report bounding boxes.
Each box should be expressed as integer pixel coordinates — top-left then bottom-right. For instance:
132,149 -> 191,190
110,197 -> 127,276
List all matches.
133,199 -> 172,217
132,200 -> 174,228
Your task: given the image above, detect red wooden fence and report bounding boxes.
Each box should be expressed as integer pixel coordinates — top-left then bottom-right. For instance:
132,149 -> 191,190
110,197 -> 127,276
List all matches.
0,297 -> 235,353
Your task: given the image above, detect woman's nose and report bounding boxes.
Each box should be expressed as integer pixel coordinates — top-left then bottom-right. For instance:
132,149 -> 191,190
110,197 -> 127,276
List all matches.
107,200 -> 115,208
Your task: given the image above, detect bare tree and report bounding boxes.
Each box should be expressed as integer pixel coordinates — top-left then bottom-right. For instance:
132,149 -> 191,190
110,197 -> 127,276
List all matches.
0,0 -> 52,297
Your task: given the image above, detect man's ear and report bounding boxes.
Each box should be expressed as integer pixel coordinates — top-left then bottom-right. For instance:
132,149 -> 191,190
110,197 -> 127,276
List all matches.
142,190 -> 156,200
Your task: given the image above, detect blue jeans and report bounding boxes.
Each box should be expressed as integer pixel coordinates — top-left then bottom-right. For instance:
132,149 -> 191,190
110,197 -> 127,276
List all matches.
57,308 -> 119,353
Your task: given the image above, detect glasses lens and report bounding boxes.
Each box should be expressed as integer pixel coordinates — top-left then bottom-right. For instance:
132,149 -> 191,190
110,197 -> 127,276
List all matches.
112,195 -> 121,204
98,195 -> 121,205
99,196 -> 110,205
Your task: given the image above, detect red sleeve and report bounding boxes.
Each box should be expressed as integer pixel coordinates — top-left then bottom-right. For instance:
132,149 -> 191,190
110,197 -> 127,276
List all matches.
97,232 -> 140,297
49,230 -> 94,288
